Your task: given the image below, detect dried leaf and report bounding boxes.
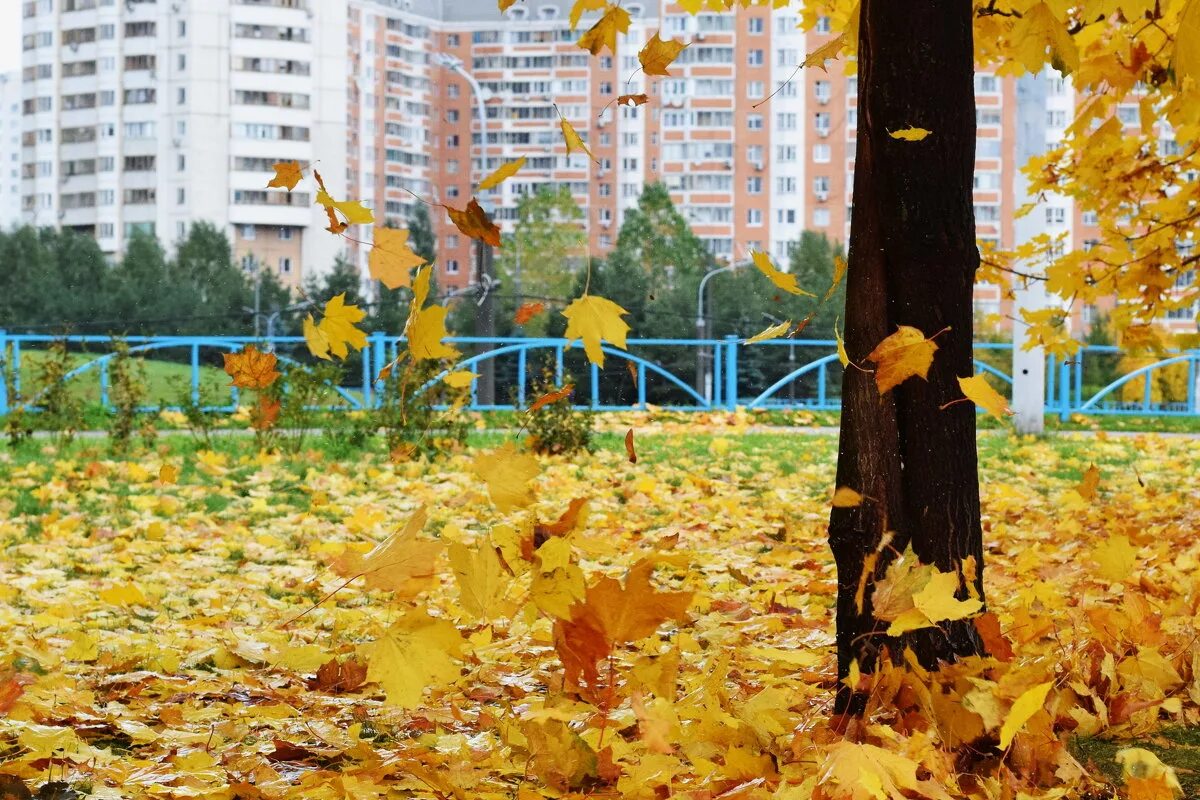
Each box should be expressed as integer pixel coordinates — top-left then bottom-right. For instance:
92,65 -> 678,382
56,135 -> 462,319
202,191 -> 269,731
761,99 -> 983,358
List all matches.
751,249 -> 814,296
446,198 -> 502,247
745,320 -> 791,344
528,384 -> 574,413
957,374 -> 1012,420
804,33 -> 846,71
562,294 -> 631,367
866,326 -> 940,395
889,127 -> 933,141
560,117 -> 594,160
515,301 -> 546,325
478,157 -> 526,191
471,442 -> 540,511
329,507 -> 442,599
304,293 -> 368,361
617,93 -> 649,107
625,429 -> 637,463
639,32 -> 688,76
577,4 -> 629,55
369,227 -> 425,289
222,346 -> 280,390
266,161 -> 302,191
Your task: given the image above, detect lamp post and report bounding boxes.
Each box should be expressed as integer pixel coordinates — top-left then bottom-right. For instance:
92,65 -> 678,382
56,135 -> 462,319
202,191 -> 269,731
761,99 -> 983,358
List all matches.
695,260 -> 747,399
434,52 -> 497,405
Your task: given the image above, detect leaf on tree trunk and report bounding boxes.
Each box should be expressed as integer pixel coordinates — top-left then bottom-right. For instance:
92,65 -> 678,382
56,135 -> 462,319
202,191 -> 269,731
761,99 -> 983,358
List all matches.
866,326 -> 941,394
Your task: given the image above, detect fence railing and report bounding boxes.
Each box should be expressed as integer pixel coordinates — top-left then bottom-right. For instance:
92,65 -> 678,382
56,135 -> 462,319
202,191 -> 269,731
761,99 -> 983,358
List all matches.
2,331 -> 1198,419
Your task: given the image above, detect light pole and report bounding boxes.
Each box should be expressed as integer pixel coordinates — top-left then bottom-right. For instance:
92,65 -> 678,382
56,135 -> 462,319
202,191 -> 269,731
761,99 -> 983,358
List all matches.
434,52 -> 498,405
695,260 -> 748,399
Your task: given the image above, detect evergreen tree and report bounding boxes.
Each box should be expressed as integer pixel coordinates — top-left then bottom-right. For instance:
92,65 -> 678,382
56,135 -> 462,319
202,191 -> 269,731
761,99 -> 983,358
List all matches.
106,230 -> 178,335
407,203 -> 437,264
172,222 -> 252,335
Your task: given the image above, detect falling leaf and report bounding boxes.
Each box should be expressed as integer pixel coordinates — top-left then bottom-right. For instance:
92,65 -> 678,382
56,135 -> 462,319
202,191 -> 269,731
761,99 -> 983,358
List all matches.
158,464 -> 179,485
251,396 -> 280,431
825,256 -> 847,302
446,199 -> 502,247
369,228 -> 425,289
472,442 -> 540,511
745,320 -> 791,344
751,249 -> 815,297
266,161 -> 302,191
560,117 -> 594,160
831,486 -> 863,507
911,571 -> 983,626
515,301 -> 546,325
639,32 -> 688,75
866,326 -> 940,395
478,157 -> 526,191
974,612 -> 1015,662
528,385 -> 574,413
448,539 -> 505,621
957,374 -> 1012,420
1008,2 -> 1079,75
625,429 -> 637,463
562,294 -> 631,367
407,305 -> 460,362
498,0 -> 520,9
442,371 -> 478,389
568,0 -> 608,30
534,498 -> 590,541
998,681 -> 1053,749
804,33 -> 846,70
1075,464 -> 1100,501
304,293 -> 368,361
889,127 -> 933,141
584,559 -> 692,645
1115,748 -> 1184,798
314,169 -> 374,234
329,507 -> 441,599
617,93 -> 649,107
578,4 -> 630,55
834,317 -> 851,367
364,609 -> 463,708
222,345 -> 280,390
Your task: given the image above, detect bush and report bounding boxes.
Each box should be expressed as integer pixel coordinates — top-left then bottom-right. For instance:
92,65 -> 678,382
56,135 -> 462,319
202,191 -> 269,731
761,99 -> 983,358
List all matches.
108,338 -> 152,453
522,368 -> 593,456
376,358 -> 470,460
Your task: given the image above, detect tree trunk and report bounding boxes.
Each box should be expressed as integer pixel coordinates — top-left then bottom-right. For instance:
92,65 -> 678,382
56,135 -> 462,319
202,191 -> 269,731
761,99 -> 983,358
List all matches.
830,0 -> 986,716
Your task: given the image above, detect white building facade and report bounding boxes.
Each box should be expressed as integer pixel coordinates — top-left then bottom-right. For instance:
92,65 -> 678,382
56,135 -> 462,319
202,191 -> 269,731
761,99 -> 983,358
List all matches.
0,72 -> 21,229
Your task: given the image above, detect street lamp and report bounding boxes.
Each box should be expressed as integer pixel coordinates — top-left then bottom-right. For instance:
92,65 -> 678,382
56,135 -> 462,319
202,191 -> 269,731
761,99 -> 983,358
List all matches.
695,259 -> 749,399
433,52 -> 498,405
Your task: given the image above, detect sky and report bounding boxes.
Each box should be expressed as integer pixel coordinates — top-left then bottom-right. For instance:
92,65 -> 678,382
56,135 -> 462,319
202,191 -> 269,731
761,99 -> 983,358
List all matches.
1,0 -> 21,75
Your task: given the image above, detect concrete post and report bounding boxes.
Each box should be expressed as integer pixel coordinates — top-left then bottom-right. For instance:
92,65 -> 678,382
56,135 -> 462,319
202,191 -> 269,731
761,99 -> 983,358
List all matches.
1011,73 -> 1051,434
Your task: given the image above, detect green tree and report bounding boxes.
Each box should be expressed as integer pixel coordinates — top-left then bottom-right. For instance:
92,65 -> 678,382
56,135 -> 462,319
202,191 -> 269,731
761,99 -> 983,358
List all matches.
498,185 -> 586,336
788,231 -> 845,340
407,202 -> 437,264
106,230 -> 179,335
172,222 -> 252,335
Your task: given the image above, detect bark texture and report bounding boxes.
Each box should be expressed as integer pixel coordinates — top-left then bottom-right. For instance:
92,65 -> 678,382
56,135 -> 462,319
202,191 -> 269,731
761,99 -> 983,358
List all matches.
829,0 -> 986,716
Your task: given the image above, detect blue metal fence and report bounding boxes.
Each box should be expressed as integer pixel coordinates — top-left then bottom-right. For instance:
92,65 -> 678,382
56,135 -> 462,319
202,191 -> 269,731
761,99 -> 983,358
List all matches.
1,330 -> 1198,419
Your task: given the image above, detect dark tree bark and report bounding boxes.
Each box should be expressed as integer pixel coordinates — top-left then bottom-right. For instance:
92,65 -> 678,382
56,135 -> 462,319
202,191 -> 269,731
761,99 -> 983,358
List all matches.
830,0 -> 986,716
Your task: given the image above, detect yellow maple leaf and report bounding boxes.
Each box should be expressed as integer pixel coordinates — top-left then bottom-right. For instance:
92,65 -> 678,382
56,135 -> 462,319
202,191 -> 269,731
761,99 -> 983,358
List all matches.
866,325 -> 940,395
1092,533 -> 1137,583
817,741 -> 923,800
329,506 -> 442,599
497,0 -> 520,12
999,680 -> 1053,749
266,161 -> 302,191
578,4 -> 629,55
834,317 -> 851,367
562,294 -> 631,367
1178,0 -> 1200,89
158,464 -> 179,484
1116,748 -> 1184,798
584,559 -> 692,644
889,127 -> 933,141
304,293 -> 368,361
533,538 -> 587,619
100,583 -> 147,606
870,548 -> 935,622
804,33 -> 846,71
1007,2 -> 1079,76
560,116 -> 594,161
1075,464 -> 1101,501
568,0 -> 608,30
831,486 -> 863,507
751,249 -> 815,296
369,227 -> 425,289
471,442 -> 540,511
639,32 -> 688,76
364,609 -> 463,708
407,305 -> 460,362
957,374 -> 1011,420
222,345 -> 280,390
478,156 -> 526,191
825,255 -> 847,302
745,320 -> 791,345
313,170 -> 374,234
442,370 -> 479,389
911,571 -> 983,625
448,539 -> 506,621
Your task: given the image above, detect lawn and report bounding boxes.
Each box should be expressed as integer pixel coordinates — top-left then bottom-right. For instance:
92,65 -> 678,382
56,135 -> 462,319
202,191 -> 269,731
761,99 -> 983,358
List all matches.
0,430 -> 1197,799
10,349 -> 232,408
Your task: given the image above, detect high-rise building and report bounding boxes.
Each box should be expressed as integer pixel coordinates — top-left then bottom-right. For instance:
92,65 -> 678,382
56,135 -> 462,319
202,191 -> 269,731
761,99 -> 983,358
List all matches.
18,0 -> 346,286
0,72 -> 22,228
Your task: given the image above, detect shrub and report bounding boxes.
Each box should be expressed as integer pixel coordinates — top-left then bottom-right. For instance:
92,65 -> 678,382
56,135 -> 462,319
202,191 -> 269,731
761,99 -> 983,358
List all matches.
376,358 -> 470,460
107,338 -> 150,453
522,368 -> 593,456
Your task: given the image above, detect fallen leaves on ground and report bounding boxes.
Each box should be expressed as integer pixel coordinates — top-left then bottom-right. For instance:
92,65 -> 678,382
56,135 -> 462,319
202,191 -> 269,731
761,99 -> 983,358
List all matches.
0,431 -> 1197,799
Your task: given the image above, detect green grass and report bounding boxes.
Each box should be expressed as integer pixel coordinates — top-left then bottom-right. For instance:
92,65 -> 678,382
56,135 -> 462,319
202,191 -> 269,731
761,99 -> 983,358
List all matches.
12,348 -> 231,407
1072,727 -> 1200,797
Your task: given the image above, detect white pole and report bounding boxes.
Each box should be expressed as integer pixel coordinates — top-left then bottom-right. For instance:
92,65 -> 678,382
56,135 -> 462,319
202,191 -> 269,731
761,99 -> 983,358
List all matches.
1011,72 -> 1050,434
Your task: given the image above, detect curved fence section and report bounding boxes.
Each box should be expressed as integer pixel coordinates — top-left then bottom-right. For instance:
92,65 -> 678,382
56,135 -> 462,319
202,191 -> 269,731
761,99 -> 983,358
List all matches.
1,330 -> 1197,418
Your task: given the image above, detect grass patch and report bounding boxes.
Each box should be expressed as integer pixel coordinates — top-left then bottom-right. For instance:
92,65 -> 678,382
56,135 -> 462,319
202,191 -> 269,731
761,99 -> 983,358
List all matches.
1072,726 -> 1200,796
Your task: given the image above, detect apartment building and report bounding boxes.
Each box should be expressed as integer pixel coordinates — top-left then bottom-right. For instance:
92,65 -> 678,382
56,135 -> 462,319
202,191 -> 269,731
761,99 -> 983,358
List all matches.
19,0 -> 346,287
0,72 -> 22,227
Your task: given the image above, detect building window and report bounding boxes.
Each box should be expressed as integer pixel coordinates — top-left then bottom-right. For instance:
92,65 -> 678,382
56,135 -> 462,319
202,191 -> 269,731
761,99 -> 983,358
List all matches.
815,16 -> 832,33
279,257 -> 292,274
241,224 -> 256,240
280,227 -> 293,240
747,49 -> 764,66
446,259 -> 460,274
746,80 -> 764,99
747,208 -> 763,226
746,176 -> 763,194
748,17 -> 764,34
1045,207 -> 1066,225
812,144 -> 831,163
447,34 -> 460,46
177,188 -> 185,204
813,208 -> 831,227
747,114 -> 763,130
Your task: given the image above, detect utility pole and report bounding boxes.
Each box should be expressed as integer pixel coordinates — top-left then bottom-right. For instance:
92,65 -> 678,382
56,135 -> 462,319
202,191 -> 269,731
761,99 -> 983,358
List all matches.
696,261 -> 746,400
1011,72 -> 1051,434
435,53 -> 497,405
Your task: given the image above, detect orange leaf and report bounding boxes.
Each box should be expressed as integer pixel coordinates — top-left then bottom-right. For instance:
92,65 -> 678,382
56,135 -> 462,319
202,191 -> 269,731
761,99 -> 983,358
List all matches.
447,198 -> 502,247
515,301 -> 546,325
223,346 -> 280,390
527,384 -> 574,413
973,612 -> 1014,662
584,559 -> 692,645
534,497 -> 590,544
267,161 -> 303,191
617,93 -> 649,107
251,397 -> 281,431
638,32 -> 688,76
625,429 -> 637,463
307,658 -> 369,693
328,507 -> 442,599
553,611 -> 610,699
369,227 -> 425,289
577,4 -> 629,55
866,325 -> 942,395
